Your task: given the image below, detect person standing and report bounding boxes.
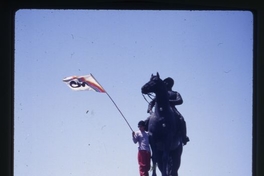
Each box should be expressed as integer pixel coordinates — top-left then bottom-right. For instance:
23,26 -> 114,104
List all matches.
132,120 -> 151,176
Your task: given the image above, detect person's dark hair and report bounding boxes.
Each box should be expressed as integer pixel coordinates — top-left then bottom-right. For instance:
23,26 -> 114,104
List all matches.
163,77 -> 174,90
138,120 -> 145,127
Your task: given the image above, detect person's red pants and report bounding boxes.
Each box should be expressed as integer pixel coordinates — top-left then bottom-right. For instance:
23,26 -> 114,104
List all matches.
138,150 -> 151,176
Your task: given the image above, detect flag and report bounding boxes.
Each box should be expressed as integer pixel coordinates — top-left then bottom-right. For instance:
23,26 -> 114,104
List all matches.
63,74 -> 106,93
63,73 -> 133,131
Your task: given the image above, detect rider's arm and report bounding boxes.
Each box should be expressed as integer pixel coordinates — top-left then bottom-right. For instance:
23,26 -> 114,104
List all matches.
169,91 -> 183,106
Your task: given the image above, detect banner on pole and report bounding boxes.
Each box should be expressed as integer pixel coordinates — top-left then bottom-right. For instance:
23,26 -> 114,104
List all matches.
63,73 -> 133,131
63,74 -> 106,93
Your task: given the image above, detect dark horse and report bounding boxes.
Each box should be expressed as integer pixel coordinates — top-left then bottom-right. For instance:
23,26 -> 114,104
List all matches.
141,73 -> 183,176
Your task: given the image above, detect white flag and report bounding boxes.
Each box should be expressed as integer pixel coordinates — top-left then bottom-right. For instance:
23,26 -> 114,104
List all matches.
63,74 -> 106,93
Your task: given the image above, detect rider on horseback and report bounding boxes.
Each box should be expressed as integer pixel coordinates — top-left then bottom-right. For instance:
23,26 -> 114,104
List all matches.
146,77 -> 190,145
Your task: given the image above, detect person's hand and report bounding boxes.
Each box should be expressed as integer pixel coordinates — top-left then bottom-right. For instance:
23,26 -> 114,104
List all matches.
132,131 -> 135,137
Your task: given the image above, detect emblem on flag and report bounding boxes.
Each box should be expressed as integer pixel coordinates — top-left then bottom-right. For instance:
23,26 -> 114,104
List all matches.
63,74 -> 106,93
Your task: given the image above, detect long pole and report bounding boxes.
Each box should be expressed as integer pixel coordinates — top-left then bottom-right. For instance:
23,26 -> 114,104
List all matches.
91,74 -> 134,132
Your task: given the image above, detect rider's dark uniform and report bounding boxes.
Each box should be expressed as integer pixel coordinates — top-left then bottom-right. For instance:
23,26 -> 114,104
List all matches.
146,77 -> 190,145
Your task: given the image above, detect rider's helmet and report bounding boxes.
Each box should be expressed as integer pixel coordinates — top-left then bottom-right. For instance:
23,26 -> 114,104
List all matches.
163,77 -> 174,90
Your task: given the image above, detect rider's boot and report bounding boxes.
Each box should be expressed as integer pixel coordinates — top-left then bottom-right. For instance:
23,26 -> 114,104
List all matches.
180,117 -> 190,145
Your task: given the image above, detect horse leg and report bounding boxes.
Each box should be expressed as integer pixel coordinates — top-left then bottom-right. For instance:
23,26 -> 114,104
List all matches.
168,153 -> 173,176
152,159 -> 157,176
171,145 -> 183,176
152,149 -> 163,176
150,145 -> 157,176
161,151 -> 169,176
155,150 -> 163,174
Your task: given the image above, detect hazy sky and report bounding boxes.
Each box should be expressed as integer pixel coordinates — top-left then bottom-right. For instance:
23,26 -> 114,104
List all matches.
14,9 -> 253,176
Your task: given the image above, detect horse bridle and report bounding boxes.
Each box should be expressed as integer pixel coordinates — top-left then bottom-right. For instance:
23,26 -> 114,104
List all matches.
142,93 -> 155,104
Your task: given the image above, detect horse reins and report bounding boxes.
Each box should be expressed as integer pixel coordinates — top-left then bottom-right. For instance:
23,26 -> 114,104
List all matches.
142,93 -> 155,104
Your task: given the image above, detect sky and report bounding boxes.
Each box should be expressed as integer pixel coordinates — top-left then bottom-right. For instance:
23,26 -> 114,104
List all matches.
14,10 -> 253,176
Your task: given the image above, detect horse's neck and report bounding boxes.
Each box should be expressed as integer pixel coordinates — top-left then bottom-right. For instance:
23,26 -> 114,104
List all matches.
155,86 -> 170,109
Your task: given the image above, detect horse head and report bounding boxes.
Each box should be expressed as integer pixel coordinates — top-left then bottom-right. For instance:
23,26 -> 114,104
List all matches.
141,72 -> 164,95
